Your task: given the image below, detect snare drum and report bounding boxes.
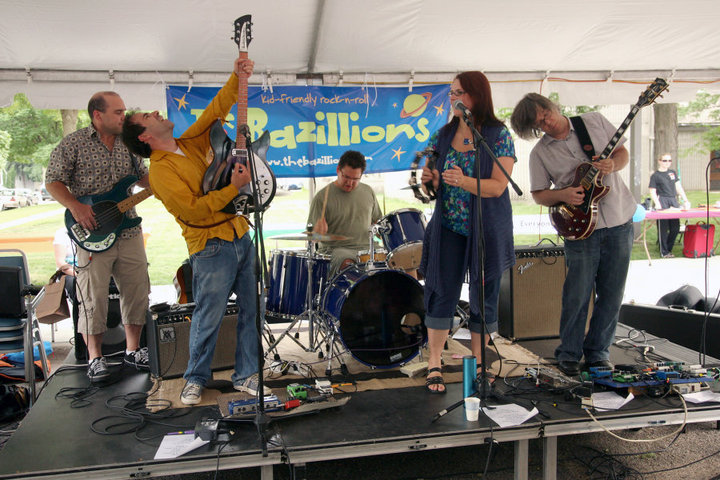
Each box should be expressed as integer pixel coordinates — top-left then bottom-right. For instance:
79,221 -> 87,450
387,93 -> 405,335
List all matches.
356,247 -> 387,264
322,264 -> 426,368
377,208 -> 426,271
266,248 -> 330,320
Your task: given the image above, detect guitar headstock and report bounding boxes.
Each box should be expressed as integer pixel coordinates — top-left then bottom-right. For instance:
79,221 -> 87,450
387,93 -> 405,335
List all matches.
636,77 -> 669,108
233,15 -> 253,52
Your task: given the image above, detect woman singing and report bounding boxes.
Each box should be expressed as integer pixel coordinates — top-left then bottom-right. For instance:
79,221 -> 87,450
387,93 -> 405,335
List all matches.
420,71 -> 516,393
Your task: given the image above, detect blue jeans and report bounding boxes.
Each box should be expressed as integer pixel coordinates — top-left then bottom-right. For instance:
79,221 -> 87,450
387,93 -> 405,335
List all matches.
185,233 -> 261,386
555,221 -> 633,363
424,228 -> 501,334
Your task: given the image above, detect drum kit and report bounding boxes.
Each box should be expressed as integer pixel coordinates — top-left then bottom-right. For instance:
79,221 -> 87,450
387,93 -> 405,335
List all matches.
265,208 -> 429,373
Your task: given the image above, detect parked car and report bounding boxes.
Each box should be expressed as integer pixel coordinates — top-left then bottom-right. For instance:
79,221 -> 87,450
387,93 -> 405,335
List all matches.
14,188 -> 36,206
40,186 -> 53,202
0,188 -> 20,210
11,189 -> 31,207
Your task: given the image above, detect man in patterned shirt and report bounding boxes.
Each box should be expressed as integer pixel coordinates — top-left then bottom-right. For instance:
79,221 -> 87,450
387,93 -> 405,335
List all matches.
46,91 -> 151,382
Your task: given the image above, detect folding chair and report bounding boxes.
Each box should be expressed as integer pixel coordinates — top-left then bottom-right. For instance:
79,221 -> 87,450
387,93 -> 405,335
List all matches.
0,249 -> 50,405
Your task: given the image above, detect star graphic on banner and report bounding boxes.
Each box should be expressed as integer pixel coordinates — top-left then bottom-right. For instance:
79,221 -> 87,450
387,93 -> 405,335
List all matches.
392,102 -> 398,108
433,105 -> 445,116
391,146 -> 406,161
173,93 -> 189,111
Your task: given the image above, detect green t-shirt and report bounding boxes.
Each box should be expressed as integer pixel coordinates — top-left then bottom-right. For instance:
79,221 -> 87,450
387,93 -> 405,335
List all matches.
307,182 -> 383,253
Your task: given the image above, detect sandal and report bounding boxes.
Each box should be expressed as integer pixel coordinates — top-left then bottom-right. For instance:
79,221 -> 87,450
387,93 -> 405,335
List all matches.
425,367 -> 446,394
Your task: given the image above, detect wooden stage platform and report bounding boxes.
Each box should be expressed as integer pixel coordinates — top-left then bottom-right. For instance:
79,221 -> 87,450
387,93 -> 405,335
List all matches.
1,324 -> 719,480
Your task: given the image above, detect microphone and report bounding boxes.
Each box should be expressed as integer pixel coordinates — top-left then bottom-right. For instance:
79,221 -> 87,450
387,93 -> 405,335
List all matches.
452,100 -> 472,118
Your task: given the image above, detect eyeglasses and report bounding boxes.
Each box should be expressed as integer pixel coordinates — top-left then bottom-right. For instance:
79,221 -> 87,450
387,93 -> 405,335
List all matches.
340,171 -> 362,182
660,159 -> 672,163
533,109 -> 552,130
448,89 -> 466,97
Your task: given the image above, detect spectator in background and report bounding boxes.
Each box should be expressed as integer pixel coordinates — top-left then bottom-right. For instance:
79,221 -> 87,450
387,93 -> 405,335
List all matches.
649,153 -> 691,258
53,227 -> 76,277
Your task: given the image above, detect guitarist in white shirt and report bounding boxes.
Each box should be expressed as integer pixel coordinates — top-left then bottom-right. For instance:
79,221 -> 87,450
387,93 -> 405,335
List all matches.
46,91 -> 152,382
510,93 -> 635,377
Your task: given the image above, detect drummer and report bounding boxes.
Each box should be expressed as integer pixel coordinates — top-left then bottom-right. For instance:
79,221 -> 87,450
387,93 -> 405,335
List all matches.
307,150 -> 383,276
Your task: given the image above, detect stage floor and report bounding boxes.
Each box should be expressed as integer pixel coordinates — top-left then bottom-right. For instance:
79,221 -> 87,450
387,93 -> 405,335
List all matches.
1,324 -> 719,480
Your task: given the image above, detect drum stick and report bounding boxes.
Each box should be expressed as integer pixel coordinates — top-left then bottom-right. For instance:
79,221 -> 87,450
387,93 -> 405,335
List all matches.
319,184 -> 330,224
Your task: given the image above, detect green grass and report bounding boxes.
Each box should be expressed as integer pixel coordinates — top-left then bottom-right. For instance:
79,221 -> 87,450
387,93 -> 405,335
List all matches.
2,189 -> 718,286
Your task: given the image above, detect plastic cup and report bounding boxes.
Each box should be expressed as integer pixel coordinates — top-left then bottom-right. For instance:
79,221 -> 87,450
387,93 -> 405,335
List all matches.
464,397 -> 480,421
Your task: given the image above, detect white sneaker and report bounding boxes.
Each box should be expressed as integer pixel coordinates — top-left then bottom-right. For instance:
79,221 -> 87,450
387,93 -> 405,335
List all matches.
87,357 -> 109,382
180,382 -> 203,405
234,373 -> 271,396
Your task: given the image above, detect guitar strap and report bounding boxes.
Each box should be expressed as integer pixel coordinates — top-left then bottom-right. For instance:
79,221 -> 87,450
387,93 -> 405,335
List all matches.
129,153 -> 143,178
177,216 -> 235,229
570,116 -> 595,162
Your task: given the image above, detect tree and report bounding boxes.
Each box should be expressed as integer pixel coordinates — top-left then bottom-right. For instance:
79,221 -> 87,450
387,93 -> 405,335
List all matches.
653,103 -> 678,161
0,93 -> 65,186
548,92 -> 600,116
678,91 -> 720,152
0,130 -> 10,185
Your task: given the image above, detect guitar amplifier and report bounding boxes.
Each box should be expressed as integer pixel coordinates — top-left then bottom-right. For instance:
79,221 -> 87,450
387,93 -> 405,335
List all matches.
498,245 -> 593,340
146,303 -> 239,379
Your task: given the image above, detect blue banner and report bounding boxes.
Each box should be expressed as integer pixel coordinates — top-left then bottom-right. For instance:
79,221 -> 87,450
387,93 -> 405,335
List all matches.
166,84 -> 451,177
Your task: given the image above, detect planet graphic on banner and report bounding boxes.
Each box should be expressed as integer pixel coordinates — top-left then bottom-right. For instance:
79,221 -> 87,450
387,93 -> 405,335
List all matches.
400,92 -> 432,118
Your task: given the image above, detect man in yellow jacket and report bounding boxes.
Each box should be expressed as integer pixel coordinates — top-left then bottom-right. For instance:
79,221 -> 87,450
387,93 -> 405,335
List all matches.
122,57 -> 270,405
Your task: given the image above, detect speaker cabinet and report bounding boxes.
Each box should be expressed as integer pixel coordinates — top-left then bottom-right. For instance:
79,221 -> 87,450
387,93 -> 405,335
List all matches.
146,305 -> 238,379
0,266 -> 25,317
498,245 -> 592,340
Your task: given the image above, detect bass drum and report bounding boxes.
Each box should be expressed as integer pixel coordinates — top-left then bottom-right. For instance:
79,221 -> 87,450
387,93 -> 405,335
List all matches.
322,264 -> 426,368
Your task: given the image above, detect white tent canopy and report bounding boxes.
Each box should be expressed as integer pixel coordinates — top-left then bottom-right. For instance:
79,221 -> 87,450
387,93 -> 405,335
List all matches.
1,0 -> 719,110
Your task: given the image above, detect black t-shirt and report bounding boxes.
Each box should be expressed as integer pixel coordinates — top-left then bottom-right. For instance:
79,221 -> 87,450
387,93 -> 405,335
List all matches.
649,169 -> 680,208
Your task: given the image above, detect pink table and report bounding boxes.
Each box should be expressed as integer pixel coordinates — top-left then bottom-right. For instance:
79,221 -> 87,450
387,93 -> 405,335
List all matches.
641,207 -> 720,264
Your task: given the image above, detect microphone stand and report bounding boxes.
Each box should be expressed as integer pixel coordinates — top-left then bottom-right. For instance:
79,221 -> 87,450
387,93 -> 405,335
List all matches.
237,125 -> 270,455
466,112 -> 522,404
431,111 -> 522,421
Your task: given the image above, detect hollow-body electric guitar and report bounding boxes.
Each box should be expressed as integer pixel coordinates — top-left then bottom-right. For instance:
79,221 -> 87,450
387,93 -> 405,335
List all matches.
549,78 -> 669,240
202,14 -> 276,215
65,175 -> 152,252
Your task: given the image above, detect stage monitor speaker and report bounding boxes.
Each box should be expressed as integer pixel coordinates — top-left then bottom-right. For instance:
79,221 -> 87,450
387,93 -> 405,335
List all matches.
498,245 -> 592,340
620,303 -> 720,359
74,282 -> 130,360
146,304 -> 238,379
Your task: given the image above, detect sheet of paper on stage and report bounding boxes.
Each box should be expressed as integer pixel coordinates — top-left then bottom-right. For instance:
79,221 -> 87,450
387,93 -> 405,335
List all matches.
682,391 -> 720,404
452,328 -> 471,340
592,392 -> 634,411
481,404 -> 538,428
155,433 -> 209,459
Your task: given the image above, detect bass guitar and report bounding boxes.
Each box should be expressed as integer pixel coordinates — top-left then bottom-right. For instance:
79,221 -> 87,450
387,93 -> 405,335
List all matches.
549,78 -> 668,240
65,175 -> 153,252
203,14 -> 276,215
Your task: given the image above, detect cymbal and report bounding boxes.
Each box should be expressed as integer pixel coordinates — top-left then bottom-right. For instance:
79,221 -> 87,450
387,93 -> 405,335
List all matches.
268,231 -> 349,242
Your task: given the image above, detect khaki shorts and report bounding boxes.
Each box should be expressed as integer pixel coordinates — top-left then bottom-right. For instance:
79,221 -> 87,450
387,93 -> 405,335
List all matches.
75,234 -> 150,336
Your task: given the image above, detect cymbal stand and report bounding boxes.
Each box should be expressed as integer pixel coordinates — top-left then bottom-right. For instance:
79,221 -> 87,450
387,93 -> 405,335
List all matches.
304,239 -> 328,353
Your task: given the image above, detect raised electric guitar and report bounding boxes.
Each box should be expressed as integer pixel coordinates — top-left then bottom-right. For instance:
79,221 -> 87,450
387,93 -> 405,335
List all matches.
65,175 -> 152,252
549,78 -> 669,240
203,14 -> 276,215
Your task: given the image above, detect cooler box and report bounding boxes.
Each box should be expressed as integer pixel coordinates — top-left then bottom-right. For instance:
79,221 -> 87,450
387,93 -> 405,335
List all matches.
683,223 -> 715,258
